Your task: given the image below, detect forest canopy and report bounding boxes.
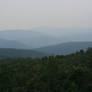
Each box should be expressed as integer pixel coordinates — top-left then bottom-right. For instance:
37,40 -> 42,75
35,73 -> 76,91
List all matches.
0,48 -> 92,92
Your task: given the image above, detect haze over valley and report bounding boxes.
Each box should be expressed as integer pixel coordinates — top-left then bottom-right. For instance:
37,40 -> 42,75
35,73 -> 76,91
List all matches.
0,28 -> 92,58
0,27 -> 92,49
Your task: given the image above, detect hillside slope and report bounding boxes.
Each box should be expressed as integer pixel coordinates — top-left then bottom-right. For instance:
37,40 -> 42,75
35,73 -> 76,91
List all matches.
0,39 -> 27,49
0,48 -> 46,58
0,30 -> 61,48
35,42 -> 92,55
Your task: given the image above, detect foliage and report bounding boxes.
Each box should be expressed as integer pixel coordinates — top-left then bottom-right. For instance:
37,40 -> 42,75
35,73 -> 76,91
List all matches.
0,49 -> 92,92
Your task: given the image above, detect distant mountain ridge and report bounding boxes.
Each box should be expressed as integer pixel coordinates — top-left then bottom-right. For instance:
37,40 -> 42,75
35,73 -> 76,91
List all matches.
0,30 -> 61,48
0,38 -> 27,49
0,28 -> 92,49
0,42 -> 92,58
35,42 -> 92,55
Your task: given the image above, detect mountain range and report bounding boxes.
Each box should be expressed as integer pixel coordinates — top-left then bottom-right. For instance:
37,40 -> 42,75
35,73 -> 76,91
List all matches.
0,39 -> 27,49
0,41 -> 92,58
0,29 -> 61,48
0,28 -> 92,49
0,28 -> 92,58
35,42 -> 92,55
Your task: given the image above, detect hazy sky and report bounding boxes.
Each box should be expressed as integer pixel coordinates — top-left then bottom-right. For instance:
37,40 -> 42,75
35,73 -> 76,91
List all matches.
0,0 -> 92,29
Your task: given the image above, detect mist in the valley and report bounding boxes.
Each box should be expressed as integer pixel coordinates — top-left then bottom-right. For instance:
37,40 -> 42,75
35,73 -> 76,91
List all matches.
0,0 -> 92,48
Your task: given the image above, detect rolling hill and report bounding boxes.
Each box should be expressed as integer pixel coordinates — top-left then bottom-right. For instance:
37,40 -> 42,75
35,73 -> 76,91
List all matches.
0,39 -> 27,49
0,30 -> 61,48
0,28 -> 92,49
0,48 -> 47,58
35,42 -> 92,55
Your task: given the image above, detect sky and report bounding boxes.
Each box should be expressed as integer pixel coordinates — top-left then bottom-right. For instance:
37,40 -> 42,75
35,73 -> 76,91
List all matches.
0,0 -> 92,29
